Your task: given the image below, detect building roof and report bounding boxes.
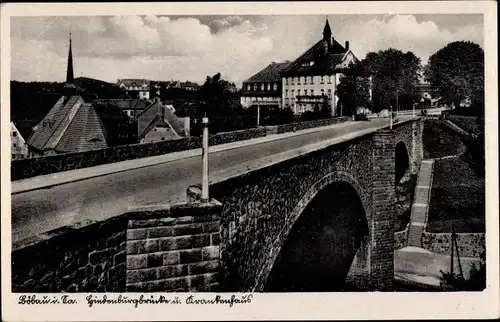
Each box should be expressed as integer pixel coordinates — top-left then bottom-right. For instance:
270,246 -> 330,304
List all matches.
118,79 -> 151,87
281,39 -> 349,77
93,99 -> 149,111
27,96 -> 109,153
243,62 -> 292,84
55,103 -> 108,153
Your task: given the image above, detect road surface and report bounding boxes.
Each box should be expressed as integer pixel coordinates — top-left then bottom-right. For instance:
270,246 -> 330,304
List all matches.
12,117 -> 411,243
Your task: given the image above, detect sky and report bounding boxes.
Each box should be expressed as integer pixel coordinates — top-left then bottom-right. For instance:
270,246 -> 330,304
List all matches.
10,14 -> 483,86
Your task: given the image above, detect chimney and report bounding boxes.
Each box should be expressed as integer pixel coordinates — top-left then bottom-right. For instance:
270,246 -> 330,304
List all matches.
345,41 -> 350,51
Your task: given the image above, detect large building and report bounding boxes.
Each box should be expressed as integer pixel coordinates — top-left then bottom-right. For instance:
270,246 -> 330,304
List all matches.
281,19 -> 358,115
117,79 -> 151,100
240,19 -> 359,115
240,61 -> 291,110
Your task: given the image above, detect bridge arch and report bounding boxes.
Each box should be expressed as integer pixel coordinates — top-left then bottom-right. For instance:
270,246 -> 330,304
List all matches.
395,141 -> 410,184
261,171 -> 370,292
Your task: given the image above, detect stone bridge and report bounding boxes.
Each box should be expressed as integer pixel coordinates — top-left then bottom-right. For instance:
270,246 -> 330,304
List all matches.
12,118 -> 424,293
192,118 -> 423,291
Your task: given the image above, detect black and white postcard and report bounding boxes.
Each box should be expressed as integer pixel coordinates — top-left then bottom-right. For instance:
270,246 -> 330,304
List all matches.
1,1 -> 498,321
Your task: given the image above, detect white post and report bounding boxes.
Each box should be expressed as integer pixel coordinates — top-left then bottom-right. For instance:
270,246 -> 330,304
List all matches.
202,117 -> 209,201
390,105 -> 393,130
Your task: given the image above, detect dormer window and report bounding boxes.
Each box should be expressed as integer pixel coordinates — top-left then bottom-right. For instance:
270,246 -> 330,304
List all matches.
267,83 -> 271,91
273,83 -> 278,91
261,84 -> 265,91
253,84 -> 257,91
247,84 -> 251,91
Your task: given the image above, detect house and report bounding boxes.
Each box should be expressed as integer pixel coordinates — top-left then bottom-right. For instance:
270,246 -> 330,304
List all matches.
179,81 -> 200,91
280,19 -> 359,115
92,99 -> 149,119
26,96 -> 109,157
117,79 -> 151,100
137,98 -> 190,143
11,122 -> 28,160
240,61 -> 291,110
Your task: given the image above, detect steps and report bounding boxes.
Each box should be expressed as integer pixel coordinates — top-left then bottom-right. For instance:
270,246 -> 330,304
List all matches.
408,159 -> 434,247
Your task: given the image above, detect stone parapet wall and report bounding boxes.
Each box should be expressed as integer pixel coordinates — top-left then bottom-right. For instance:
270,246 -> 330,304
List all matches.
11,127 -> 266,181
394,224 -> 409,250
12,217 -> 128,292
421,232 -> 485,257
12,196 -> 223,293
265,117 -> 348,135
125,202 -> 222,292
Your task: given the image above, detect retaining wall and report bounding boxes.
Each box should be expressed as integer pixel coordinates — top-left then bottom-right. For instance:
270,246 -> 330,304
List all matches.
421,231 -> 485,257
394,224 -> 409,250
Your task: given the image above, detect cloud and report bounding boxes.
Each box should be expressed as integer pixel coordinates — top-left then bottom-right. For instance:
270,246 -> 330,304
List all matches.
10,15 -> 484,86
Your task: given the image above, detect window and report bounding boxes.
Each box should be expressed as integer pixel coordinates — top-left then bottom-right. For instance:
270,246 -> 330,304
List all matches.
328,89 -> 332,96
273,83 -> 278,91
290,77 -> 294,85
253,84 -> 257,91
285,78 -> 288,85
329,76 -> 333,84
294,77 -> 298,84
311,90 -> 315,96
285,89 -> 289,97
261,84 -> 265,91
300,77 -> 304,85
267,84 -> 271,91
321,89 -> 325,96
13,143 -> 17,148
12,131 -> 17,137
291,89 -> 295,97
311,77 -> 314,84
247,84 -> 251,91
297,89 -> 301,96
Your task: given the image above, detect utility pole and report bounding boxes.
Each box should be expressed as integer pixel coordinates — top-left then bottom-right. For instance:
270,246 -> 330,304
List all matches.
201,117 -> 209,202
257,104 -> 260,126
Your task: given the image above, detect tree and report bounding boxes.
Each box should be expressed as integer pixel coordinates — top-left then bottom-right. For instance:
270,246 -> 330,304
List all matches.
336,62 -> 371,116
424,41 -> 484,110
197,73 -> 240,116
360,49 -> 422,112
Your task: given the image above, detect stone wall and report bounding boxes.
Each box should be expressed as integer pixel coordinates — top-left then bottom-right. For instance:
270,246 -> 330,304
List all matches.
12,196 -> 223,293
125,202 -> 222,292
269,116 -> 349,134
210,134 -> 375,292
12,217 -> 128,292
421,232 -> 485,257
394,224 -> 409,250
11,127 -> 266,181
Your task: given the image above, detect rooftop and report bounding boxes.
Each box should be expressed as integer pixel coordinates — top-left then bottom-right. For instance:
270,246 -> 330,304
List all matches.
243,62 -> 292,84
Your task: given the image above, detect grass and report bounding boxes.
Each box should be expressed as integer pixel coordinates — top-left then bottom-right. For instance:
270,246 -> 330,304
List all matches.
448,116 -> 482,136
422,120 -> 485,233
423,120 -> 467,158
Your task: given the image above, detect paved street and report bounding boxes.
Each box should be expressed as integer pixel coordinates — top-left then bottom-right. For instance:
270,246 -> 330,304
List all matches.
12,117 -> 411,243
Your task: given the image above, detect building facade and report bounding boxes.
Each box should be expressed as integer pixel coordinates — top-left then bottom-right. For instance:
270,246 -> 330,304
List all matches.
240,62 -> 291,110
117,79 -> 151,100
281,19 -> 359,115
11,122 -> 28,160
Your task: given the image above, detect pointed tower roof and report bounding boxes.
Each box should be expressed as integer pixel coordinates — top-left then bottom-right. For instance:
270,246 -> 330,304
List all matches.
323,18 -> 332,41
66,32 -> 74,84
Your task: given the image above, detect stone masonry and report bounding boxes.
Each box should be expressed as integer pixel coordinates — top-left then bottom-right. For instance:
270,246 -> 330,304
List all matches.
125,201 -> 222,292
12,118 -> 423,292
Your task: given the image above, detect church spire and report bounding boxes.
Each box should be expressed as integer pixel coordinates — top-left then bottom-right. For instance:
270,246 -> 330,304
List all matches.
323,17 -> 332,43
66,32 -> 74,84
